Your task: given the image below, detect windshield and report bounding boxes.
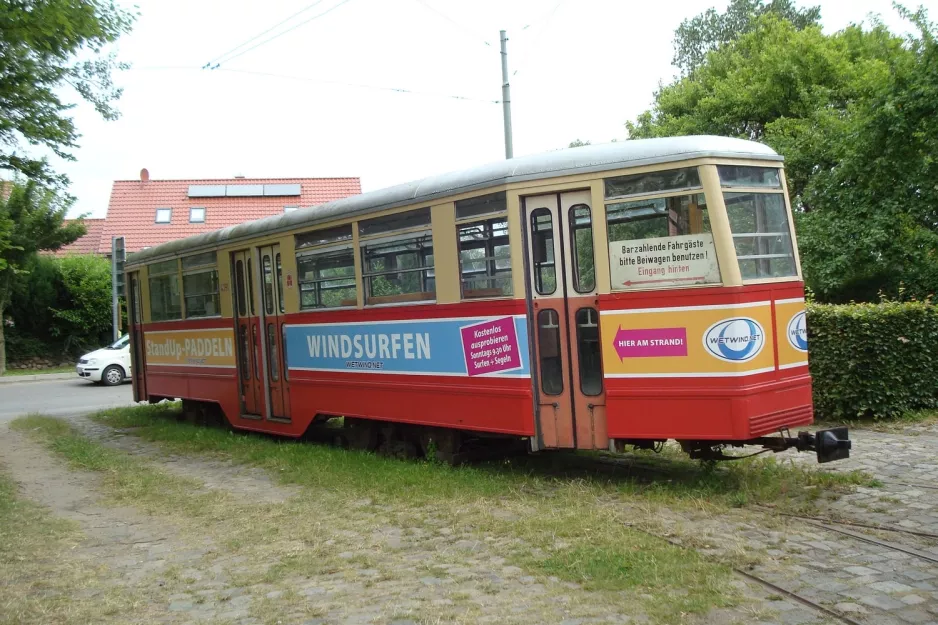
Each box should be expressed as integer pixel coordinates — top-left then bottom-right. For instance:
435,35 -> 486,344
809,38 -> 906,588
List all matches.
107,335 -> 130,350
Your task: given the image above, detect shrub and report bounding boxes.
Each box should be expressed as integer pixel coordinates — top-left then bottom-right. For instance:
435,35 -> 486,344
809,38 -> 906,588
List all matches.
807,300 -> 938,420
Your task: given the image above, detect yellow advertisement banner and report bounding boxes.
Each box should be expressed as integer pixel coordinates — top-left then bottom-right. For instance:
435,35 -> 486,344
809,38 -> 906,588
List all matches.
774,298 -> 809,370
600,302 -> 776,377
145,328 -> 236,368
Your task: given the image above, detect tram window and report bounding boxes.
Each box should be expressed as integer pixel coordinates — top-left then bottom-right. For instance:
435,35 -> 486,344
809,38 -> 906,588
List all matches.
455,191 -> 507,220
359,207 -> 431,237
575,308 -> 603,396
605,167 -> 701,200
282,325 -> 289,382
295,224 -> 353,249
537,309 -> 563,395
148,259 -> 182,321
569,205 -> 595,293
183,269 -> 220,318
239,325 -> 251,380
275,253 -> 285,314
247,262 -> 255,315
262,255 -> 275,315
723,192 -> 797,280
235,260 -> 247,317
718,165 -> 781,188
530,208 -> 556,295
606,193 -> 710,242
361,234 -> 435,305
131,276 -> 141,324
457,217 -> 512,299
267,323 -> 279,382
297,248 -> 357,309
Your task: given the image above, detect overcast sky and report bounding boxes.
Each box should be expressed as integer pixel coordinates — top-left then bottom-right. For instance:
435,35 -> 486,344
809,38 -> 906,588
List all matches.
46,0 -> 938,218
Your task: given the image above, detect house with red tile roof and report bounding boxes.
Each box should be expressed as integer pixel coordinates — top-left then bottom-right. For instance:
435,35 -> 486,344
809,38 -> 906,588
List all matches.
52,218 -> 107,257
49,172 -> 362,257
95,172 -> 362,254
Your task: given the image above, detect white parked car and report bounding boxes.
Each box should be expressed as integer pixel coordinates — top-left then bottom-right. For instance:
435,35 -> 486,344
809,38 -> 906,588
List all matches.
76,334 -> 132,386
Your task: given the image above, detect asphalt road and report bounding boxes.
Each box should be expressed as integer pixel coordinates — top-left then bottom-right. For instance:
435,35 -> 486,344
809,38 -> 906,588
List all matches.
0,377 -> 137,425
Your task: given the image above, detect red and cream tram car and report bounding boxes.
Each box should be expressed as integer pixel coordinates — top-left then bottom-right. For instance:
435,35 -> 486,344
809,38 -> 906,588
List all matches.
125,136 -> 849,462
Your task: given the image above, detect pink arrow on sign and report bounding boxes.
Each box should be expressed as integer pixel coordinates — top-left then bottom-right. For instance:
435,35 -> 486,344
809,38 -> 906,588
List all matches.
613,325 -> 689,360
622,276 -> 706,287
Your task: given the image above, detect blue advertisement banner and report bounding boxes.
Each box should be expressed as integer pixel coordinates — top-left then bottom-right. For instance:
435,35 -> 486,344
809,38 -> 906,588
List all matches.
284,315 -> 531,377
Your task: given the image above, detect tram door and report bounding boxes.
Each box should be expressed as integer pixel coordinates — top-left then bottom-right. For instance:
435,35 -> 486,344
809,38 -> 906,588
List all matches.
128,271 -> 147,402
257,245 -> 290,421
232,250 -> 263,416
524,191 -> 607,450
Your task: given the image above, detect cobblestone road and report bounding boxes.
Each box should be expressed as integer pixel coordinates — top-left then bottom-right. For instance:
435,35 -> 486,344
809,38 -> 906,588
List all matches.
658,421 -> 938,625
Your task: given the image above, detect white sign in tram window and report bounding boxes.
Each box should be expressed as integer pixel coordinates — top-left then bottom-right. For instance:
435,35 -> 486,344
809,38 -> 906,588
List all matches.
609,233 -> 720,289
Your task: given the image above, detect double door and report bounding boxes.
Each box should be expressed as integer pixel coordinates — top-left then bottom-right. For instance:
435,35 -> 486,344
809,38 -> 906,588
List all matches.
232,246 -> 290,421
524,190 -> 607,450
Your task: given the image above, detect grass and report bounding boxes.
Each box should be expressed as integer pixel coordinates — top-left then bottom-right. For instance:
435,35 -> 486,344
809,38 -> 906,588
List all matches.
9,405 -> 879,623
1,365 -> 74,376
0,466 -> 134,624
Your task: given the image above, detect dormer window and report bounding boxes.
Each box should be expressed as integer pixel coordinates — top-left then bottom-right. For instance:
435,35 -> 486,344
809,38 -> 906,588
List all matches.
155,207 -> 172,223
189,207 -> 206,223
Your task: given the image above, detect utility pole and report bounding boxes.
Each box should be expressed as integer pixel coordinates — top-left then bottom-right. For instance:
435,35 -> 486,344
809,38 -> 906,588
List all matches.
500,30 -> 513,159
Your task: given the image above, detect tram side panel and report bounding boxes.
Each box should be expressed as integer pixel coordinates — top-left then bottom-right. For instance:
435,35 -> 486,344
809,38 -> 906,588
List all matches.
283,299 -> 536,437
599,281 -> 812,442
140,319 -> 241,420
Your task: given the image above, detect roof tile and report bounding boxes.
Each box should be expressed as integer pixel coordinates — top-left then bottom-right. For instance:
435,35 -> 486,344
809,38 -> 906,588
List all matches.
98,177 -> 361,254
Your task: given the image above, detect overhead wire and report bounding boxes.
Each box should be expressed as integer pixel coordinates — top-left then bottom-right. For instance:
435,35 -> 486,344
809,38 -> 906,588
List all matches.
215,68 -> 501,103
204,0 -> 354,69
133,65 -> 500,104
512,0 -> 568,78
202,0 -> 328,69
411,0 -> 494,50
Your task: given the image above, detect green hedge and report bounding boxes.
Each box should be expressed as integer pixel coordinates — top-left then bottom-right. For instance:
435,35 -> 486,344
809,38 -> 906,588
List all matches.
807,301 -> 938,420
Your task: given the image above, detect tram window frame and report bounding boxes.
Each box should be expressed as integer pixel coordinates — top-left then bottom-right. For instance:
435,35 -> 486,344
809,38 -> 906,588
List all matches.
605,167 -> 702,200
296,244 -> 358,310
181,252 -> 220,319
537,309 -> 564,395
148,259 -> 182,321
569,205 -> 595,293
723,189 -> 797,281
275,253 -> 285,314
530,208 -> 557,295
360,231 -> 436,306
262,254 -> 275,315
575,308 -> 603,396
455,212 -> 512,300
604,189 -> 719,292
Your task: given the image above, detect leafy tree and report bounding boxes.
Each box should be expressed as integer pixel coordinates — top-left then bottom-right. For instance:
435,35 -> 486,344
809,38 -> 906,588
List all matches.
0,0 -> 136,187
672,0 -> 820,74
568,139 -> 591,148
51,254 -> 112,352
628,7 -> 938,302
0,181 -> 85,373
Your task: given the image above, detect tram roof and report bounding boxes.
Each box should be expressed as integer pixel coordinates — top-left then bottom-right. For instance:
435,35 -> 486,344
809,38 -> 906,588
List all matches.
127,135 -> 781,266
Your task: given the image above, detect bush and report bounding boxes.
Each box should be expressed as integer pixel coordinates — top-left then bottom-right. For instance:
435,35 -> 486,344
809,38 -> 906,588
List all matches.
808,300 -> 938,420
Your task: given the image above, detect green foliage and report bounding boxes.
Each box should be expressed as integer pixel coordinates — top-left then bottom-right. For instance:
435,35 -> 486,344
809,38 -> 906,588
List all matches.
51,254 -> 112,352
629,6 -> 938,303
0,181 -> 86,371
9,253 -> 63,336
807,300 -> 938,420
672,0 -> 820,74
0,0 -> 136,187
